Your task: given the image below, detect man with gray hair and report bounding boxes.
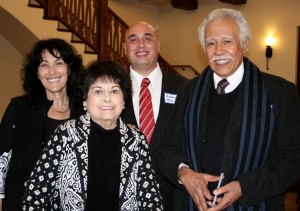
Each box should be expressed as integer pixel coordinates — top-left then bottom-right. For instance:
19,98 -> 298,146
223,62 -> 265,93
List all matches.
158,8 -> 300,211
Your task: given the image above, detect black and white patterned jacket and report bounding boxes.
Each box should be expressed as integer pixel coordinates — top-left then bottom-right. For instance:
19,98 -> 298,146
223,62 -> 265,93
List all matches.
22,113 -> 163,210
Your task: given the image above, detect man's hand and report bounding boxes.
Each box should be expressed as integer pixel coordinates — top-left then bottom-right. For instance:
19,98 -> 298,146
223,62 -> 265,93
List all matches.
208,181 -> 242,211
178,166 -> 220,211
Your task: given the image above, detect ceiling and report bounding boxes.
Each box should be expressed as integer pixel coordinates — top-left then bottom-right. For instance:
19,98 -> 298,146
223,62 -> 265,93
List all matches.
137,0 -> 198,10
137,0 -> 171,5
137,0 -> 247,9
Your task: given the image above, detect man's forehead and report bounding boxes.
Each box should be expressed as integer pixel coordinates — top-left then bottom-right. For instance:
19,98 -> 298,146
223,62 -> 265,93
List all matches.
206,34 -> 233,40
127,32 -> 154,38
126,23 -> 155,36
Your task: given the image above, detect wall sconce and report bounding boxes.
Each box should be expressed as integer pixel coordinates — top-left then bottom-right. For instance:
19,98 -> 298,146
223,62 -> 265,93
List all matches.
265,35 -> 275,70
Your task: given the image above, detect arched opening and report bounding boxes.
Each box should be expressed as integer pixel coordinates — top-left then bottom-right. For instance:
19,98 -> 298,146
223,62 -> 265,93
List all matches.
0,6 -> 39,55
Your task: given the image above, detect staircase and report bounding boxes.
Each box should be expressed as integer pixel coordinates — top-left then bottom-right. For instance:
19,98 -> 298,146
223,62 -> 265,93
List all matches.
28,0 -> 180,75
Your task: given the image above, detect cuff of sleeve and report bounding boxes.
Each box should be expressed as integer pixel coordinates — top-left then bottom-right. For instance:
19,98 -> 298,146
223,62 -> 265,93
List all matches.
178,163 -> 189,184
0,194 -> 5,198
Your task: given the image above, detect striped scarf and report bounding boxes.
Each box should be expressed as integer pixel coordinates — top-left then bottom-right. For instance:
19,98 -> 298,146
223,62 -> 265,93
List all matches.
185,57 -> 275,211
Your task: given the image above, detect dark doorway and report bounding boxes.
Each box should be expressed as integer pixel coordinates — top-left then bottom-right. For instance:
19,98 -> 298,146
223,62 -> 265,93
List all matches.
297,27 -> 300,96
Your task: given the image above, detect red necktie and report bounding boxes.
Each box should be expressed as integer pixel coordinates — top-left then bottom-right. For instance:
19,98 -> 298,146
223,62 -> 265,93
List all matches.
139,78 -> 155,144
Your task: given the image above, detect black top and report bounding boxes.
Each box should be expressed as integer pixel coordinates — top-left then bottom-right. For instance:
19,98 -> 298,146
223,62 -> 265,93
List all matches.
156,58 -> 300,210
43,117 -> 67,148
205,84 -> 239,192
1,96 -> 84,211
86,119 -> 121,210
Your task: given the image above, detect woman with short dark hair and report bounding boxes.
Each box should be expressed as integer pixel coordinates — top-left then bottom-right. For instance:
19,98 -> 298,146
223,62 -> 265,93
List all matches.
22,60 -> 163,210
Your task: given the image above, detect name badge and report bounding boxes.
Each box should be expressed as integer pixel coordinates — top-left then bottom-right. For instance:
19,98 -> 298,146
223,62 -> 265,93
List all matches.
164,93 -> 177,104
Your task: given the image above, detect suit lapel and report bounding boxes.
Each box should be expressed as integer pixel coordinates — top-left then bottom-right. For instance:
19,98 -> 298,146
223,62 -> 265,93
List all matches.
152,72 -> 177,142
122,71 -> 185,147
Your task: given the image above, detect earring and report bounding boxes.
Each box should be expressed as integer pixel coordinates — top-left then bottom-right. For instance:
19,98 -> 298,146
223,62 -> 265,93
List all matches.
123,105 -> 125,109
83,106 -> 87,111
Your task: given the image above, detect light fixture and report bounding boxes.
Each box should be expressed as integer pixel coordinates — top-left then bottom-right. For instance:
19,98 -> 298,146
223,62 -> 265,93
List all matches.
265,35 -> 275,70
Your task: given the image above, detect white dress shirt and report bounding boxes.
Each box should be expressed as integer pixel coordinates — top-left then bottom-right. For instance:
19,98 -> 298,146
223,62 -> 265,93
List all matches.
213,61 -> 245,93
130,63 -> 162,126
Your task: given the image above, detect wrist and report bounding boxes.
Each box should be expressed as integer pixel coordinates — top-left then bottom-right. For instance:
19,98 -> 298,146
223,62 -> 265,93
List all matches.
178,165 -> 189,184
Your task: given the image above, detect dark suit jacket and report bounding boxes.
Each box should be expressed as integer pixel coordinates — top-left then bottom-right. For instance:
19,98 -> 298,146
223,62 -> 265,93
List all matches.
122,70 -> 187,211
157,65 -> 300,210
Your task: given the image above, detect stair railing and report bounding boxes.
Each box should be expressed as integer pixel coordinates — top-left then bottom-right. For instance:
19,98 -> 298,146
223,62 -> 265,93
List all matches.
30,0 -> 179,74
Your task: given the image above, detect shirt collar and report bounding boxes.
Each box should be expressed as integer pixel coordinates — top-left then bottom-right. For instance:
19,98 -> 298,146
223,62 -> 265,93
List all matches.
130,62 -> 162,88
213,61 -> 244,93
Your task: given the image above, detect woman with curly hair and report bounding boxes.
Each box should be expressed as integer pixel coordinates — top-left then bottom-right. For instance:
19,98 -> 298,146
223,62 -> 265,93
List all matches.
0,38 -> 85,210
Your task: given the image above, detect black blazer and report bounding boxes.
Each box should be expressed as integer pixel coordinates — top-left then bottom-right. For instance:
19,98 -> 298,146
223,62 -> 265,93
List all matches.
157,68 -> 300,210
0,96 -> 83,210
122,70 -> 187,211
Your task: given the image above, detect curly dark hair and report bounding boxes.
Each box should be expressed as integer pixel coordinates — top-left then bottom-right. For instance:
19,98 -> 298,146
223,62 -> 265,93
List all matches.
78,60 -> 132,104
21,38 -> 84,106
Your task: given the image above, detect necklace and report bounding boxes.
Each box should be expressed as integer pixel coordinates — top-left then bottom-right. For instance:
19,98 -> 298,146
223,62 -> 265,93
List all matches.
51,106 -> 70,113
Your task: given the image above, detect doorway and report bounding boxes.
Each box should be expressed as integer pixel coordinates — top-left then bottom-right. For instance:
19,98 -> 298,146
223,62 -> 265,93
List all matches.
297,26 -> 300,96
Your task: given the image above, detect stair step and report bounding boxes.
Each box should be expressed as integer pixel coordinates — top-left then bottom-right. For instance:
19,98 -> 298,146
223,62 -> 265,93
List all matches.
57,22 -> 70,32
70,34 -> 96,54
28,0 -> 44,8
71,33 -> 83,43
84,45 -> 96,54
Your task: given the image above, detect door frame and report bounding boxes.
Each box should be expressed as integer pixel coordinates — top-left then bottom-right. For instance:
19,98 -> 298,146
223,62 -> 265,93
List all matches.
297,26 -> 300,96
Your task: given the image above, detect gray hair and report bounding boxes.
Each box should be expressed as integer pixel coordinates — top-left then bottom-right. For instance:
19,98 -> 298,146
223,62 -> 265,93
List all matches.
198,8 -> 252,51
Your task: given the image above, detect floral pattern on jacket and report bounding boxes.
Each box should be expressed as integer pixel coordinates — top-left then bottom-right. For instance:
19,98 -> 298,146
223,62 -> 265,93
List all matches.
0,150 -> 12,195
22,113 -> 163,210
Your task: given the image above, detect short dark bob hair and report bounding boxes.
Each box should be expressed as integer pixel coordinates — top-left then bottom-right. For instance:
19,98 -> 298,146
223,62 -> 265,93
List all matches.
79,60 -> 132,103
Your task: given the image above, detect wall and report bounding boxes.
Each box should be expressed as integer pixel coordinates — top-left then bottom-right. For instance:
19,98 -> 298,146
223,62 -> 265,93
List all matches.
0,0 -> 97,119
0,34 -> 24,119
0,1 -> 97,65
109,0 -> 159,27
0,0 -> 299,119
109,0 -> 300,83
157,0 -> 300,83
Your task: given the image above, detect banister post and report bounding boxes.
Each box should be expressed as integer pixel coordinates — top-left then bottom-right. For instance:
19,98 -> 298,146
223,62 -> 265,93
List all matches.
98,0 -> 108,60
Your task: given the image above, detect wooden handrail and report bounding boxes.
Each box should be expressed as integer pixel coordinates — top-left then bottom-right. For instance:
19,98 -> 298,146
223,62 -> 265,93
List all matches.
46,0 -> 106,55
172,65 -> 199,76
29,0 -> 179,74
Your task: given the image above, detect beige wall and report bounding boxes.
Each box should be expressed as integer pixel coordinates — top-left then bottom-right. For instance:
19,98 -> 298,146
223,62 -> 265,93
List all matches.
109,0 -> 159,25
0,0 -> 299,119
109,0 -> 300,84
0,34 -> 24,119
158,0 -> 300,83
0,1 -> 97,119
